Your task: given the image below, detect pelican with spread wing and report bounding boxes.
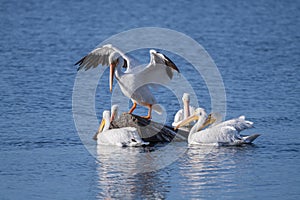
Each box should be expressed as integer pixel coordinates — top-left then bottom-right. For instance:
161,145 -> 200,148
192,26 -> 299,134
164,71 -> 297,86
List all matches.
75,44 -> 180,119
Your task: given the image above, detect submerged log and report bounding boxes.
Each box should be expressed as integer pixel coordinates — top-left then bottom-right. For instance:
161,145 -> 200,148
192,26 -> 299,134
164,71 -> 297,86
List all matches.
110,113 -> 189,143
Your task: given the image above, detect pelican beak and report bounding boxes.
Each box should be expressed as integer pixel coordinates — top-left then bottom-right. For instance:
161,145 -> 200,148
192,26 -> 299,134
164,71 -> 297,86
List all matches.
110,112 -> 115,122
109,62 -> 116,92
197,114 -> 216,131
97,119 -> 106,133
174,114 -> 199,130
93,118 -> 106,140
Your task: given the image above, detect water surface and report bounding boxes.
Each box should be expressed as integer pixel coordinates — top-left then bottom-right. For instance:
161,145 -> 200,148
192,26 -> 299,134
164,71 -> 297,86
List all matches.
1,0 -> 299,199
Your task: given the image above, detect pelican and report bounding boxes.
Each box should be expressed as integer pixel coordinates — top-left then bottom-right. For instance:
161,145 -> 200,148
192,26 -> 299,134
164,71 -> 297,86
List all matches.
75,44 -> 180,119
93,104 -> 119,140
172,93 -> 196,129
110,104 -> 119,121
175,108 -> 260,145
96,110 -> 149,147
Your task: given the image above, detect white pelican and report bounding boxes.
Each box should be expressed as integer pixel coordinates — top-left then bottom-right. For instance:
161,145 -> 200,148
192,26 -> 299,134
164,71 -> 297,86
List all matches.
96,110 -> 149,147
93,104 -> 119,140
172,93 -> 196,129
175,108 -> 260,145
75,44 -> 180,119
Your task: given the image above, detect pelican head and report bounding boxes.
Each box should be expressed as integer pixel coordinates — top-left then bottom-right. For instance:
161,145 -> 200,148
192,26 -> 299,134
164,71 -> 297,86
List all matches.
150,49 -> 157,55
182,93 -> 190,102
110,104 -> 119,122
207,112 -> 223,126
175,108 -> 207,131
200,113 -> 215,130
109,52 -> 124,92
98,110 -> 111,133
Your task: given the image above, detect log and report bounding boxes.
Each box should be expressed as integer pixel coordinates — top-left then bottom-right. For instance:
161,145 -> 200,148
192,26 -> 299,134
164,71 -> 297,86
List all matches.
110,113 -> 189,143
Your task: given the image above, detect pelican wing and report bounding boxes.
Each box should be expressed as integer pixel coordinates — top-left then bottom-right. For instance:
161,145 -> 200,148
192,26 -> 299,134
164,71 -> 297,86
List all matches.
136,50 -> 180,85
191,126 -> 240,145
98,127 -> 149,147
75,44 -> 130,71
242,134 -> 260,144
217,116 -> 254,132
172,109 -> 183,126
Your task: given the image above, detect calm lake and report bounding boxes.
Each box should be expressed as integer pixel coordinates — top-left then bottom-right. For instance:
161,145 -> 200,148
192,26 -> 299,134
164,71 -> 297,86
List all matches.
1,0 -> 299,199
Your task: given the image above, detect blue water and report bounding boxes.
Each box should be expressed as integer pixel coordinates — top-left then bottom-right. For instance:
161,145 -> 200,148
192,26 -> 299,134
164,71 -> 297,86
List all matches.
1,0 -> 300,199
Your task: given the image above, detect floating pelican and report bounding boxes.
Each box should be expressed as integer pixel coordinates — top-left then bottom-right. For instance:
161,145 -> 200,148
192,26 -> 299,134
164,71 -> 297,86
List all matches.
172,93 -> 196,129
96,110 -> 149,147
175,108 -> 260,145
93,104 -> 119,140
75,44 -> 180,119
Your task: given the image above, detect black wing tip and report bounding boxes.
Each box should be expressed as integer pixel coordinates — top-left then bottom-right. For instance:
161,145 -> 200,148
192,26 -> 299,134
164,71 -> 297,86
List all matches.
74,56 -> 87,71
77,66 -> 84,71
74,57 -> 84,66
161,53 -> 180,73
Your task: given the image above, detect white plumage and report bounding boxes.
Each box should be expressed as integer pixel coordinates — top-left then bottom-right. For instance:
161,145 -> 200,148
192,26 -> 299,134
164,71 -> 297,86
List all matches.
75,44 -> 180,119
96,110 -> 149,147
175,108 -> 260,145
172,93 -> 196,129
110,104 -> 119,121
208,113 -> 254,132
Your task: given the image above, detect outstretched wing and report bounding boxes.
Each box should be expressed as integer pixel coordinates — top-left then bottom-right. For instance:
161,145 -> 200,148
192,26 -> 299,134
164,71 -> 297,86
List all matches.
75,44 -> 130,71
136,50 -> 180,85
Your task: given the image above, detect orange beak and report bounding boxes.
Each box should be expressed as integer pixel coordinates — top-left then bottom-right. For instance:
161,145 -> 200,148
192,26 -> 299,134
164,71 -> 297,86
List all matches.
174,114 -> 199,130
110,112 -> 115,122
197,114 -> 216,131
109,63 -> 116,92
